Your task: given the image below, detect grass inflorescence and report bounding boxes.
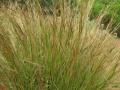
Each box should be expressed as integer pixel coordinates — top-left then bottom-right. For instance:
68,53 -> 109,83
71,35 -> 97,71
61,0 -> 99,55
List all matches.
0,0 -> 120,90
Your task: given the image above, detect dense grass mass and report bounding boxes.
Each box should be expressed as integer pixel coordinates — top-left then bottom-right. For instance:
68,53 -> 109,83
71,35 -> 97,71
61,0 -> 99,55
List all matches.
0,0 -> 120,90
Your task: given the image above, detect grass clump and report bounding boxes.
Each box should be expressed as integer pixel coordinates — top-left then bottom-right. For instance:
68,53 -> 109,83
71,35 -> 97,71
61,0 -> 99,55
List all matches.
0,0 -> 120,90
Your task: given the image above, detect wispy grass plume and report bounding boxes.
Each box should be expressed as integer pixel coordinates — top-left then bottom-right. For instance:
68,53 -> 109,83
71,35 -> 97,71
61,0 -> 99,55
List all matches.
0,0 -> 120,90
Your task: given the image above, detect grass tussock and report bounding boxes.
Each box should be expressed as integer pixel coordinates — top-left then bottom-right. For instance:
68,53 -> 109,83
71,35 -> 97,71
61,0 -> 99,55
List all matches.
0,0 -> 120,90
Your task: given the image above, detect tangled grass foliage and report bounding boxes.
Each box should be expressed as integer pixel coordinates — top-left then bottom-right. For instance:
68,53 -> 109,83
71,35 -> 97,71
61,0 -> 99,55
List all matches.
0,0 -> 120,90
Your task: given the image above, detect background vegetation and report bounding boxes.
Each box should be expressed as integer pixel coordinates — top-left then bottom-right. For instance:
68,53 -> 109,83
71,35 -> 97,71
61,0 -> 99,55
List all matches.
1,0 -> 120,34
1,0 -> 120,18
